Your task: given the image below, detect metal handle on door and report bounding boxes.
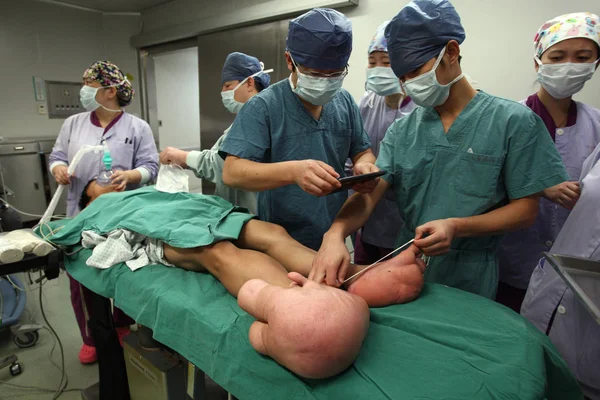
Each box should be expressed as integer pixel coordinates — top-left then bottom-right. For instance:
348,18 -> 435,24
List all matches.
14,146 -> 24,151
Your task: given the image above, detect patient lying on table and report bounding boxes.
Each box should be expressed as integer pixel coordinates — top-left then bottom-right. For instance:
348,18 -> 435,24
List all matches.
66,180 -> 426,378
79,180 -> 426,308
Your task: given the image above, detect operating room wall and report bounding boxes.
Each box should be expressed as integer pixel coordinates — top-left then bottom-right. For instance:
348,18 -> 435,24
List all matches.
344,0 -> 600,109
141,0 -> 599,108
0,0 -> 142,139
141,0 -> 273,34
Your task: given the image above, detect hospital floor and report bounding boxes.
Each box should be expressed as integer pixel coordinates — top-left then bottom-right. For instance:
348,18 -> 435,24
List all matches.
0,271 -> 231,400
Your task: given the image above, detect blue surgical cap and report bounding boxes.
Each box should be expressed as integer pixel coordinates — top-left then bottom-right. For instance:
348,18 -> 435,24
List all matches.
221,52 -> 271,89
286,8 -> 352,70
385,0 -> 465,78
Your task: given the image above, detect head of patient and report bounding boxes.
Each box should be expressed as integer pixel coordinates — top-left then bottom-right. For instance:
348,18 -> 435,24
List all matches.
78,179 -> 119,210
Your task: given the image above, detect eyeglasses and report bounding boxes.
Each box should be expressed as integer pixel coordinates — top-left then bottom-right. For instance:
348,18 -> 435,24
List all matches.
298,65 -> 349,79
290,54 -> 348,79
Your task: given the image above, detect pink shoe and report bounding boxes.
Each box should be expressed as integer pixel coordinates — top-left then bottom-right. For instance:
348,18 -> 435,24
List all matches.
79,344 -> 97,364
116,327 -> 131,347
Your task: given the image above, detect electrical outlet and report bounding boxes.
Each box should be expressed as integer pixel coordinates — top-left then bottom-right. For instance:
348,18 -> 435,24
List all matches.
38,104 -> 47,115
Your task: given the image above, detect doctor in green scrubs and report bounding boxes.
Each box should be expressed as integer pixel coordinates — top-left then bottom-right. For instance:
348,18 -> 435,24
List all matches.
159,52 -> 271,214
309,0 -> 570,298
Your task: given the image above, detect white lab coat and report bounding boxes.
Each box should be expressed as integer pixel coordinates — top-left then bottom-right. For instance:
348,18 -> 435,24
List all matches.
521,143 -> 600,399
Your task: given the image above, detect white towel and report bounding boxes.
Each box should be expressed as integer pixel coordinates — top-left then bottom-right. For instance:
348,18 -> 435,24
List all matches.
0,229 -> 54,264
3,229 -> 54,256
0,240 -> 24,264
82,230 -> 172,271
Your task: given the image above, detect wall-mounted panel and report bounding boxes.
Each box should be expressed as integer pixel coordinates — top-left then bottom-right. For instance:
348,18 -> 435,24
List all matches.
45,81 -> 84,119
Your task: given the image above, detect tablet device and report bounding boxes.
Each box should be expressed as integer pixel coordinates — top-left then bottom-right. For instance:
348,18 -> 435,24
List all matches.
328,170 -> 386,194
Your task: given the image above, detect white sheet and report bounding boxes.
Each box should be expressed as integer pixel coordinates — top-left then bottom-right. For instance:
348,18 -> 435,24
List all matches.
82,229 -> 172,271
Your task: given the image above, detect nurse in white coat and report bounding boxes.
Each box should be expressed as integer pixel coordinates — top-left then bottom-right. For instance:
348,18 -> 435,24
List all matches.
49,60 -> 159,364
50,61 -> 159,217
521,142 -> 600,399
497,13 -> 600,311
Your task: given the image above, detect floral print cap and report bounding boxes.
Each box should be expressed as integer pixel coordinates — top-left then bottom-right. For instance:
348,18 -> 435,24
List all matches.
82,60 -> 134,107
534,12 -> 600,59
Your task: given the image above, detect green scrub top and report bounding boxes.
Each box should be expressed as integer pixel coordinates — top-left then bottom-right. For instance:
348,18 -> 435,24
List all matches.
376,91 -> 569,298
219,79 -> 371,251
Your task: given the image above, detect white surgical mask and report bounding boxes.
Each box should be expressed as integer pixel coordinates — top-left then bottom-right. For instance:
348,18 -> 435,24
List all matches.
221,65 -> 273,114
536,57 -> 597,99
221,89 -> 245,114
80,80 -> 126,113
365,67 -> 402,96
403,47 -> 464,108
289,56 -> 346,106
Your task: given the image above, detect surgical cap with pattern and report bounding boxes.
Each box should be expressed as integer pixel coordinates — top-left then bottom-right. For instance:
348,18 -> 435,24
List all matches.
368,21 -> 391,54
534,12 -> 600,58
82,61 -> 134,107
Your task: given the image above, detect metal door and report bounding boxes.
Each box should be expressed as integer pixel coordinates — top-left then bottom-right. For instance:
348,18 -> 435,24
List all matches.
196,20 -> 290,194
0,143 -> 47,222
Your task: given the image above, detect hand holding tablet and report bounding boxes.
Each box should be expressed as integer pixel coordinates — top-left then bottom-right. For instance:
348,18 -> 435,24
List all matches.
328,171 -> 386,195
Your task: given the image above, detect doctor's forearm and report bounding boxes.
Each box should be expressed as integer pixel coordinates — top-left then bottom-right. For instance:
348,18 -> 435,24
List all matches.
451,196 -> 540,238
326,196 -> 372,240
222,157 -> 296,191
351,149 -> 376,166
326,180 -> 388,240
128,169 -> 143,184
187,150 -> 220,183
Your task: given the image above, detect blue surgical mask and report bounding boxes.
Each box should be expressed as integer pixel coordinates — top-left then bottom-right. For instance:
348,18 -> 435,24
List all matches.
80,81 -> 125,113
289,57 -> 346,106
365,67 -> 402,96
403,47 -> 464,108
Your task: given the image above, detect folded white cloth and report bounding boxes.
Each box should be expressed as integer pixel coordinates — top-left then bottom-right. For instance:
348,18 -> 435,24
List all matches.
0,229 -> 54,264
0,240 -> 24,264
82,229 -> 172,271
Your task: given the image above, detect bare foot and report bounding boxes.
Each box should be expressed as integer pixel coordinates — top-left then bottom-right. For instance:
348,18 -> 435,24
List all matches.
346,245 -> 425,307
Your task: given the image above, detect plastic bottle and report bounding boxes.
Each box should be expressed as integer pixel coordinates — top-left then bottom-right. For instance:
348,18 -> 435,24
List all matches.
97,144 -> 113,186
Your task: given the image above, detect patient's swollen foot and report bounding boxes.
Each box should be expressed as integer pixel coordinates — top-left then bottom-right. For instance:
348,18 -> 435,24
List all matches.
346,245 -> 425,308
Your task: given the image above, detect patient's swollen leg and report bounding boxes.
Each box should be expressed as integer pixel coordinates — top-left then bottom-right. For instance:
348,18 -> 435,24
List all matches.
163,242 -> 291,297
344,245 -> 425,307
236,220 -> 367,279
235,220 -> 318,276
